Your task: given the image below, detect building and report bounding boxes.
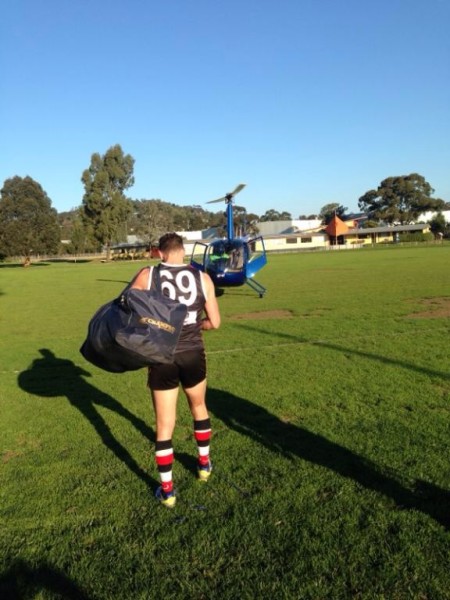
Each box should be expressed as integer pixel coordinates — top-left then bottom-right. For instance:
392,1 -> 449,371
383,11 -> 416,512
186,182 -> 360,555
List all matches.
257,219 -> 322,236
110,214 -> 434,259
324,215 -> 431,247
418,210 -> 450,223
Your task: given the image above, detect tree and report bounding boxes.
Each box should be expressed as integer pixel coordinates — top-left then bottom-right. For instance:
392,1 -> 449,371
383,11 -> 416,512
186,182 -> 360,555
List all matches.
126,199 -> 218,243
0,176 -> 60,263
259,209 -> 292,222
58,208 -> 99,254
211,210 -> 227,238
428,212 -> 448,239
319,203 -> 347,225
244,212 -> 260,236
358,174 -> 445,225
174,205 -> 212,231
68,209 -> 100,254
232,205 -> 248,237
81,144 -> 135,260
130,199 -> 175,244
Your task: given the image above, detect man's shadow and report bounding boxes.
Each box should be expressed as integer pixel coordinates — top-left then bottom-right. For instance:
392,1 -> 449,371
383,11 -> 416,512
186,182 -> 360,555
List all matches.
207,388 -> 450,530
18,349 -> 157,488
0,559 -> 91,600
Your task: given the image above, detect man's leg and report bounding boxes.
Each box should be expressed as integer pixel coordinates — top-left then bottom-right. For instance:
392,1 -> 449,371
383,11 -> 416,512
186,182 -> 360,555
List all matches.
152,388 -> 178,506
184,380 -> 212,480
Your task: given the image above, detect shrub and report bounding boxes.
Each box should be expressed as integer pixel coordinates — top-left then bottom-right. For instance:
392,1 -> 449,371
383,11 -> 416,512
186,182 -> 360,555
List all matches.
398,232 -> 434,243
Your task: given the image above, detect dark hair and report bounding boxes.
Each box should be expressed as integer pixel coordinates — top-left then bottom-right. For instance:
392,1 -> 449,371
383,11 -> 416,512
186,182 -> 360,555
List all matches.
158,232 -> 184,253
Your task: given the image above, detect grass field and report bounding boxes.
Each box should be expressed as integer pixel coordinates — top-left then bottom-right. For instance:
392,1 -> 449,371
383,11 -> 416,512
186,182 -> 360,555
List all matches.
1,245 -> 450,599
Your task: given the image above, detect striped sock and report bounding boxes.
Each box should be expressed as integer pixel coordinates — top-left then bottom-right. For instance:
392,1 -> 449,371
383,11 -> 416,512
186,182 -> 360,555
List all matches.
155,439 -> 174,494
194,418 -> 211,466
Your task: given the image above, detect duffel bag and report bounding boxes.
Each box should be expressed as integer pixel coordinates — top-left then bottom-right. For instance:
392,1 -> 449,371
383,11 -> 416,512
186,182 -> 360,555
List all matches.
80,266 -> 187,373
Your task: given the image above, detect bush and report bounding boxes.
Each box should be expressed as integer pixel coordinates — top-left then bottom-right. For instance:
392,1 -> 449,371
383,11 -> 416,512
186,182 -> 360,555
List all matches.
398,232 -> 434,243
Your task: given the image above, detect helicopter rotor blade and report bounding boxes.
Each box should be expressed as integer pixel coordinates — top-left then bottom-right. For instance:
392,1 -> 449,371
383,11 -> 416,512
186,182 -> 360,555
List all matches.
206,183 -> 246,204
230,183 -> 246,196
206,196 -> 227,204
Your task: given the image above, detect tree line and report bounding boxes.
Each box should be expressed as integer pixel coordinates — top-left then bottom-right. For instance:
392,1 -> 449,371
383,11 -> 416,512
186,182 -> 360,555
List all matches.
0,144 -> 449,262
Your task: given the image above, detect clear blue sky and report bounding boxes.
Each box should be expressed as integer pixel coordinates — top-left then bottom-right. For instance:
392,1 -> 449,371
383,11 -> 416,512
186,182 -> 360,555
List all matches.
1,0 -> 449,218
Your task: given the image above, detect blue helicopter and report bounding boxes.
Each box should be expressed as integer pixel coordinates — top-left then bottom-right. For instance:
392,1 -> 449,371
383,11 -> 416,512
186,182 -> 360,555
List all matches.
190,184 -> 267,297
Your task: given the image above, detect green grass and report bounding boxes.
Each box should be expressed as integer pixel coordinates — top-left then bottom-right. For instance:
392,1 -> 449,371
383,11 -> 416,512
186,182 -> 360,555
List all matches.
1,246 -> 450,599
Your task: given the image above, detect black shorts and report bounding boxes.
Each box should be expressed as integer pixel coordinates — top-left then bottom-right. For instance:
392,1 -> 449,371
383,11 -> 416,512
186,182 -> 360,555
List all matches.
148,349 -> 206,391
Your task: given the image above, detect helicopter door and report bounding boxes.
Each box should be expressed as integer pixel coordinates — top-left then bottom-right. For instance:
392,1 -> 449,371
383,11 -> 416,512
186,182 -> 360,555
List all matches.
245,236 -> 267,279
190,242 -> 209,272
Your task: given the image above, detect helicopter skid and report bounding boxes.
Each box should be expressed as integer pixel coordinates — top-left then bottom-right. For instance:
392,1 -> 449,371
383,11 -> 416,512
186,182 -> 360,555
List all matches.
245,277 -> 266,298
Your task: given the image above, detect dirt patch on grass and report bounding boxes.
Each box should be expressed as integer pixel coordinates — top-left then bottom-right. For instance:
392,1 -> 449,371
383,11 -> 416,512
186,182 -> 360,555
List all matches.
406,297 -> 450,319
229,309 -> 294,320
2,450 -> 22,463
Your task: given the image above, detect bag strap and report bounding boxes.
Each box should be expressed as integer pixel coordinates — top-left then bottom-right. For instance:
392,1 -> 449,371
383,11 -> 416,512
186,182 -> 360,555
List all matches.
151,264 -> 161,293
119,264 -> 162,299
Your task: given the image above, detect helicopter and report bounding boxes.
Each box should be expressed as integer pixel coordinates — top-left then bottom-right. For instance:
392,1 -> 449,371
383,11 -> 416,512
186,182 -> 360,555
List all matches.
190,184 -> 267,297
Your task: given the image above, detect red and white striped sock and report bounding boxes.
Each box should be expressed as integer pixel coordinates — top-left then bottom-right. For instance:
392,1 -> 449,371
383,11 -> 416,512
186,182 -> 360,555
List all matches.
155,439 -> 174,494
194,418 -> 211,466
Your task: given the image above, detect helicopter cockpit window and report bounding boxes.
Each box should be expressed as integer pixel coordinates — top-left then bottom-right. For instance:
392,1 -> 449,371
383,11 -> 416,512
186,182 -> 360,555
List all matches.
227,247 -> 244,270
206,242 -> 245,272
207,244 -> 229,270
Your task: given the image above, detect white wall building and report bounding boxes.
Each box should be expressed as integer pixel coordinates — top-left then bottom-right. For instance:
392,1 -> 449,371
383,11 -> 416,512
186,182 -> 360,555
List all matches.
418,210 -> 450,223
177,230 -> 203,241
257,219 -> 322,235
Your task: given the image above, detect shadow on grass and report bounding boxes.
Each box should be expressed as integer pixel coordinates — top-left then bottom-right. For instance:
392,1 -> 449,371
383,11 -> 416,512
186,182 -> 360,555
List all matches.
237,323 -> 450,381
0,263 -> 50,268
96,278 -> 131,285
44,259 -> 93,263
208,388 -> 450,530
175,451 -> 199,479
217,288 -> 264,298
18,349 -> 156,488
0,559 -> 91,600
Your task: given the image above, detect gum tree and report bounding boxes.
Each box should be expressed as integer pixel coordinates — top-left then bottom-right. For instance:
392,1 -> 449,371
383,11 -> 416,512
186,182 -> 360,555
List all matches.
319,203 -> 347,225
81,144 -> 134,260
358,174 -> 445,225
